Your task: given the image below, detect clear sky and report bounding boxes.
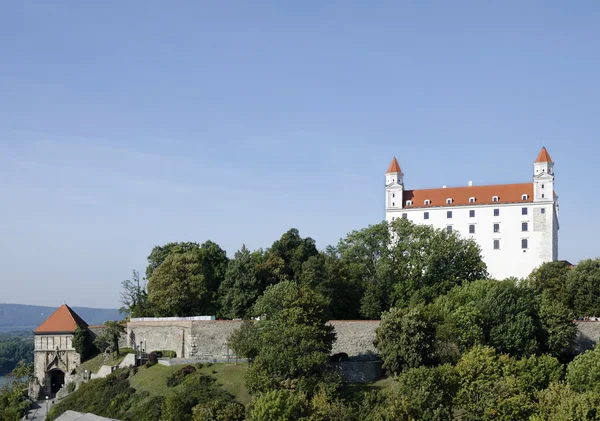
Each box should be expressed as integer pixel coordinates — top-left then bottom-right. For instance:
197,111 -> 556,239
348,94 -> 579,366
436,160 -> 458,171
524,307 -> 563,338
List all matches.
1,1 -> 599,308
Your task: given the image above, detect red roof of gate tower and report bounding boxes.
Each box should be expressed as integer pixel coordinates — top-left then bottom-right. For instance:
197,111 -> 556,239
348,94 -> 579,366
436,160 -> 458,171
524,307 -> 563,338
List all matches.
33,304 -> 89,334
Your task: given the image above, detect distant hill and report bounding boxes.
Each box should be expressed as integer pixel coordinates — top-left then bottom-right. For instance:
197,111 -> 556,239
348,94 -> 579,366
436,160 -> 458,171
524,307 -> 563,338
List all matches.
0,303 -> 122,332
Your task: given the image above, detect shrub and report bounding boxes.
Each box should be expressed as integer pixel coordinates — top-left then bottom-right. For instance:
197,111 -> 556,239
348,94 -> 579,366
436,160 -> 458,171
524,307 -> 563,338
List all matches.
67,382 -> 76,393
145,352 -> 158,368
166,365 -> 197,388
155,350 -> 177,358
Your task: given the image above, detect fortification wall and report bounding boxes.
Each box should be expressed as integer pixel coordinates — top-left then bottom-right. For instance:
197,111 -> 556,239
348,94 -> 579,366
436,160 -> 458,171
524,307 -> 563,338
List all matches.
126,319 -> 600,361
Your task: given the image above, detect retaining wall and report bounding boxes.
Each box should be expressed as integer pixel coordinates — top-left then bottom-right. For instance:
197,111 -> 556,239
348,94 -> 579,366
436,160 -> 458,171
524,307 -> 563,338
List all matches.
126,319 -> 600,362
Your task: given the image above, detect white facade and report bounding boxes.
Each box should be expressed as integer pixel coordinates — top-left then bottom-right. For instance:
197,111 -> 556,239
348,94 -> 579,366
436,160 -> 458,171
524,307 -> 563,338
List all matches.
384,149 -> 559,280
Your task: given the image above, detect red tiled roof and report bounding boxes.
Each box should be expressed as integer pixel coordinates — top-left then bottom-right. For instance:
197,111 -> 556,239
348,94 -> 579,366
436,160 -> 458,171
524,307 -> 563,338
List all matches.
33,304 -> 89,334
386,157 -> 402,174
403,183 -> 533,208
535,147 -> 552,163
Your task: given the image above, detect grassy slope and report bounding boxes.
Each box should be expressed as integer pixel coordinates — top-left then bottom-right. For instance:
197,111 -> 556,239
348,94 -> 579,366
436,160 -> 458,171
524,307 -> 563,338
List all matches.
77,348 -> 134,375
128,362 -> 394,406
129,363 -> 251,404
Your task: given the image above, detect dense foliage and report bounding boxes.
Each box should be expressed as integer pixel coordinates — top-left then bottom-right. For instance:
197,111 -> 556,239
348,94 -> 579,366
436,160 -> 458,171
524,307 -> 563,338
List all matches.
0,361 -> 32,421
0,332 -> 33,375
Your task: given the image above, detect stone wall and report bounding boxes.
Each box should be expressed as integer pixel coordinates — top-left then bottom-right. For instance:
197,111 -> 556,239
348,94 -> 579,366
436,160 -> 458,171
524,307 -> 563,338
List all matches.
127,319 -> 600,362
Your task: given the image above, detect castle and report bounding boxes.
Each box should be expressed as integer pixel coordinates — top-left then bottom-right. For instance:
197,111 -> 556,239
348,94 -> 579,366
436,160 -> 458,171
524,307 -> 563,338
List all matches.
385,147 -> 559,280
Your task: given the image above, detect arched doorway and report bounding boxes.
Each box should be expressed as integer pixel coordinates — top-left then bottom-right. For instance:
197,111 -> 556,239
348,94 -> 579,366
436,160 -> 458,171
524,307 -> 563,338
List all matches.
50,370 -> 65,394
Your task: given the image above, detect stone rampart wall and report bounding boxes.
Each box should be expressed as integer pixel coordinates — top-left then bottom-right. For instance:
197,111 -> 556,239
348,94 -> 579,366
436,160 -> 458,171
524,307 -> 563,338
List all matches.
126,319 -> 600,361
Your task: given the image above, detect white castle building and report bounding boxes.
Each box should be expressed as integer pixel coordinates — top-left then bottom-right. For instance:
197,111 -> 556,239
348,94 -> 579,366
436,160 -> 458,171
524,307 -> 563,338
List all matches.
385,147 -> 559,280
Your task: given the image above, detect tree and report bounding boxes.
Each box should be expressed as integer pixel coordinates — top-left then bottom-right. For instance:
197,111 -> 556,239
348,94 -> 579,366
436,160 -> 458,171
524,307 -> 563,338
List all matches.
531,382 -> 600,421
147,242 -> 228,317
146,241 -> 202,280
332,219 -> 487,319
72,327 -> 94,360
566,346 -> 600,393
245,281 -> 338,395
97,321 -> 126,356
119,270 -> 149,318
527,261 -> 572,311
374,305 -> 438,375
228,320 -> 260,362
264,228 -> 319,282
538,292 -> 577,360
567,259 -> 600,317
217,245 -> 264,319
246,390 -> 310,421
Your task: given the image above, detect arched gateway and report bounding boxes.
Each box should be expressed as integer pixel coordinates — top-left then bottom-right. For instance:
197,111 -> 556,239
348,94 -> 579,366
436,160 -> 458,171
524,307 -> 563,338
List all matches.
30,304 -> 89,398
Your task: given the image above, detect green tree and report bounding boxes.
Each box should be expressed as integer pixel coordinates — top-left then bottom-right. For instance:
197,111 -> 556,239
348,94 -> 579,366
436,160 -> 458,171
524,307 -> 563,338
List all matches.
228,320 -> 260,362
146,241 -> 202,280
246,390 -> 310,421
567,259 -> 600,317
265,228 -> 319,282
72,327 -> 94,360
538,292 -> 577,359
531,382 -> 600,421
332,219 -> 487,319
566,346 -> 600,393
374,305 -> 438,375
217,245 -> 264,319
246,281 -> 338,395
527,261 -> 572,310
95,321 -> 126,356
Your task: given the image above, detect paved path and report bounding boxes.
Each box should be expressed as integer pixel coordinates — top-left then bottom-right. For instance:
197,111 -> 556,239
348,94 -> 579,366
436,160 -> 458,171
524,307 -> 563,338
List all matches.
25,399 -> 54,420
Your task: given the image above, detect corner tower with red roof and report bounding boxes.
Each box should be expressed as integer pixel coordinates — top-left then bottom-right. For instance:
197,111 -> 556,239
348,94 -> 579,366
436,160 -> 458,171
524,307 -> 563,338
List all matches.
30,304 -> 89,399
385,147 -> 559,280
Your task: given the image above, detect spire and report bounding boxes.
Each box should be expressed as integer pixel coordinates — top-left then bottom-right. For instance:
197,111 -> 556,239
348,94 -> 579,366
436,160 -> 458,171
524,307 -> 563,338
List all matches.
535,147 -> 552,163
386,157 -> 403,174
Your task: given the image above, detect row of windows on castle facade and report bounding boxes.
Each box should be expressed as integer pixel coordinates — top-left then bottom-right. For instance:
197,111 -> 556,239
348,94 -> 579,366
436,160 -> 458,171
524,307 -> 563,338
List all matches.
392,207 -> 546,221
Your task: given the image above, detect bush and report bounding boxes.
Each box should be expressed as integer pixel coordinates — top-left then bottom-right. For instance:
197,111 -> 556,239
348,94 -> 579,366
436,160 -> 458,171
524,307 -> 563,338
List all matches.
155,350 -> 177,358
67,382 -> 76,393
167,365 -> 197,388
145,352 -> 158,368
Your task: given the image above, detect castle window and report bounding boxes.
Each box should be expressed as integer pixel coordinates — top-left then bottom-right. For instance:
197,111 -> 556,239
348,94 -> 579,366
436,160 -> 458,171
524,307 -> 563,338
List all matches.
493,239 -> 500,250
493,223 -> 500,233
542,184 -> 545,189
392,202 -> 395,206
469,224 -> 475,234
492,196 -> 499,202
469,197 -> 475,203
392,193 -> 395,197
424,212 -> 429,220
541,208 -> 546,214
522,194 -> 528,200
494,209 -> 500,217
392,217 -> 395,221
424,199 -> 431,205
541,194 -> 545,198
406,200 -> 412,206
447,226 -> 452,232
522,222 -> 528,231
522,239 -> 528,249
447,211 -> 452,219
470,210 -> 475,218
402,213 -> 407,219
522,207 -> 528,215
446,198 -> 452,204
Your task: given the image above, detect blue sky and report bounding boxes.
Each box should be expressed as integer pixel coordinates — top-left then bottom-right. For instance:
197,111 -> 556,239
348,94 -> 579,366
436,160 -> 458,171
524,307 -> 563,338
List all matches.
1,1 -> 599,308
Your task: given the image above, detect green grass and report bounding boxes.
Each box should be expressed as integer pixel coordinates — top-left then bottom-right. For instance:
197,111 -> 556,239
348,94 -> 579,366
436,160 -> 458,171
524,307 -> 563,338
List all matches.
340,375 -> 397,403
198,363 -> 250,404
128,362 -> 251,403
77,348 -> 135,375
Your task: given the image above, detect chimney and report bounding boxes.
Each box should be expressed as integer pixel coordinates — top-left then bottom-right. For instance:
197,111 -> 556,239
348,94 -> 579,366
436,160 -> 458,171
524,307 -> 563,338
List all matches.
442,185 -> 447,188
468,181 -> 473,187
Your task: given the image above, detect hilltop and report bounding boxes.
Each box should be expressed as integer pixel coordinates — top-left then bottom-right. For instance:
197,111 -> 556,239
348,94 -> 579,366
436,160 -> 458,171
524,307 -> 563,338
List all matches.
0,303 -> 121,332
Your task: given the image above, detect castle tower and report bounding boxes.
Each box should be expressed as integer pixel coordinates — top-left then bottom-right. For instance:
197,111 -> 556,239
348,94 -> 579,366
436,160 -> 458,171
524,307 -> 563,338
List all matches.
533,147 -> 554,203
385,157 -> 404,211
30,304 -> 89,399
